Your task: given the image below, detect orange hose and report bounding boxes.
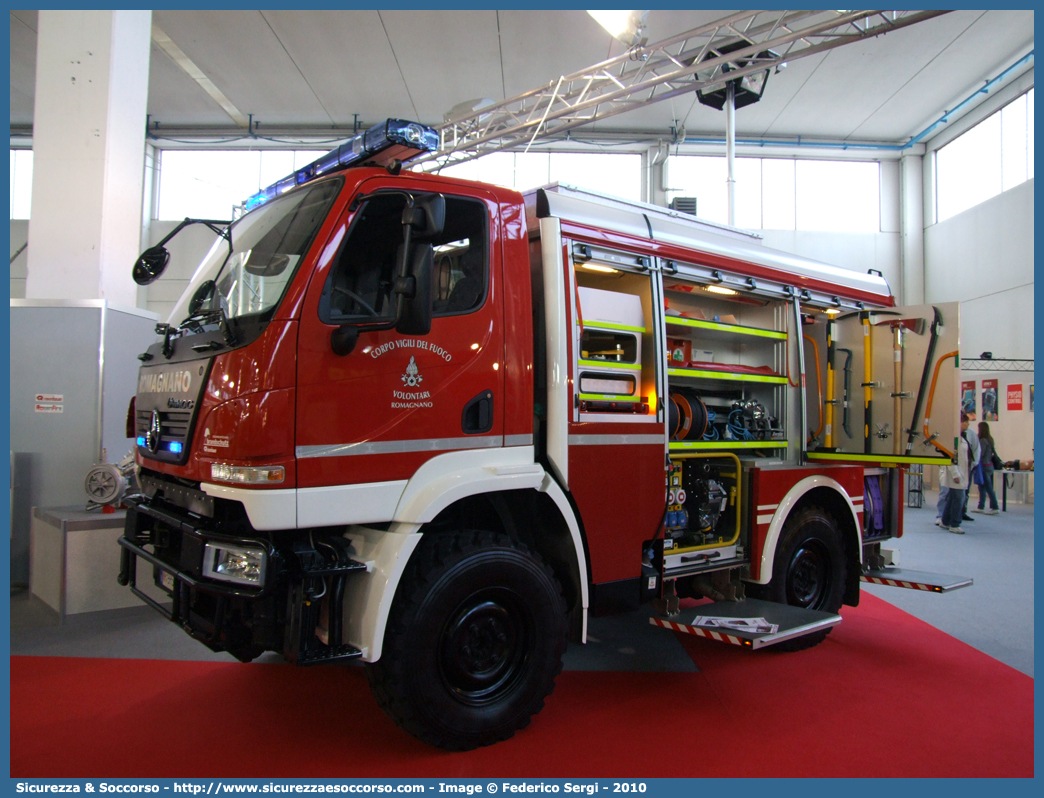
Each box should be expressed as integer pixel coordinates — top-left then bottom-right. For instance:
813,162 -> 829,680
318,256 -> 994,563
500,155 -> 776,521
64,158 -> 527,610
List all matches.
804,334 -> 824,442
923,350 -> 959,459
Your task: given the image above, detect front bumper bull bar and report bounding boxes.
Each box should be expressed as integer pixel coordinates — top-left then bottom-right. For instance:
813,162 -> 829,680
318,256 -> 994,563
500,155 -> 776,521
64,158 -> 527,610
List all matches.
117,499 -> 366,665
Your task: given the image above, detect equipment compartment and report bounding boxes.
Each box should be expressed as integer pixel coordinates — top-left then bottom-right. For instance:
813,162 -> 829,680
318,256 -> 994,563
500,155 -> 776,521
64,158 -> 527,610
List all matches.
663,276 -> 789,455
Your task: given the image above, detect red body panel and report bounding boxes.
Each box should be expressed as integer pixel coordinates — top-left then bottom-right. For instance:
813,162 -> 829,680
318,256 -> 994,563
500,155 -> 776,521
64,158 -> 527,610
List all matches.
143,320 -> 301,487
569,435 -> 665,584
499,198 -> 535,439
294,173 -> 527,488
747,463 -> 866,581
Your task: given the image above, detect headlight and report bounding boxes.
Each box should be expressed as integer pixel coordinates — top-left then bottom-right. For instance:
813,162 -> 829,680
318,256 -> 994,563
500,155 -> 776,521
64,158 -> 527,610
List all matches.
203,542 -> 267,586
210,463 -> 285,484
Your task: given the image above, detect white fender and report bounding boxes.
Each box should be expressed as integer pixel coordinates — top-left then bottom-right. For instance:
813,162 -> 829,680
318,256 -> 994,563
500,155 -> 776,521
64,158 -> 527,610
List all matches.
750,475 -> 863,586
343,446 -> 590,660
392,445 -> 543,523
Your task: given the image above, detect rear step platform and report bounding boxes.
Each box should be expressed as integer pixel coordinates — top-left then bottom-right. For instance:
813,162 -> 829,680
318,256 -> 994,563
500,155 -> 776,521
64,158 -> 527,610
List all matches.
650,597 -> 841,650
861,568 -> 973,593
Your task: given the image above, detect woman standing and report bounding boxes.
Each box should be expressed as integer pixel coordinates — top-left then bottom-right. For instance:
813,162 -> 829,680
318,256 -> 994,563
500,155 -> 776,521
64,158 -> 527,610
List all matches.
972,421 -> 1001,514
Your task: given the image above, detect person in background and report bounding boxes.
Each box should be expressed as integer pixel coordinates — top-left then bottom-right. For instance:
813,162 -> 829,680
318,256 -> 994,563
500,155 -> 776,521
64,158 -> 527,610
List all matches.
936,412 -> 974,526
971,421 -> 1000,514
961,415 -> 981,521
940,413 -> 972,533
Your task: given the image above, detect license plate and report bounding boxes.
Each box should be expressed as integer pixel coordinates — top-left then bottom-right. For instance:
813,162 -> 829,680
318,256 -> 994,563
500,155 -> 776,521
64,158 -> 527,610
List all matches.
160,569 -> 176,592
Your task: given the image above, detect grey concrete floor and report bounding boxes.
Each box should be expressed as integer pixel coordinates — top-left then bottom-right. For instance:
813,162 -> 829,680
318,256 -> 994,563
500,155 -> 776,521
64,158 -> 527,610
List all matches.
10,489 -> 1033,677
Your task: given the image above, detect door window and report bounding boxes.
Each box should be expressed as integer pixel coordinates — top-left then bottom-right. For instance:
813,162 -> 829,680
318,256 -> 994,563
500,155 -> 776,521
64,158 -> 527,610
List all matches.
319,193 -> 487,325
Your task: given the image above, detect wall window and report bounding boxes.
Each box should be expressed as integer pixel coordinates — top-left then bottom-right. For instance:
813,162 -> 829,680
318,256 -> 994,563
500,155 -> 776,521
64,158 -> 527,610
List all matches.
440,151 -> 642,202
157,149 -> 327,221
10,149 -> 33,219
666,155 -> 880,233
936,88 -> 1034,223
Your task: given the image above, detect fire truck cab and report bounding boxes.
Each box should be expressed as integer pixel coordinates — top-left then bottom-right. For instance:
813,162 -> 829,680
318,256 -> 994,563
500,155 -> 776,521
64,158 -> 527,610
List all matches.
119,119 -> 969,751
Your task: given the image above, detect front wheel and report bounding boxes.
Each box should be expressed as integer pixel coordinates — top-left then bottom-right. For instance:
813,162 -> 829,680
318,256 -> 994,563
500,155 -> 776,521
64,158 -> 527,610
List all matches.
753,505 -> 846,652
366,530 -> 568,750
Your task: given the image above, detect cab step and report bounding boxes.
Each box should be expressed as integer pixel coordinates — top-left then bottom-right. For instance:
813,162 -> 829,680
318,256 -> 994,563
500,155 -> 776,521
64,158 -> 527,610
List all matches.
861,567 -> 973,593
650,597 -> 841,650
297,643 -> 363,666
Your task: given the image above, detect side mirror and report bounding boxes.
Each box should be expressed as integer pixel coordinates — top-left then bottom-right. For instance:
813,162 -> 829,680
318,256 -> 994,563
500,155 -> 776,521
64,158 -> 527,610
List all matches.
396,244 -> 433,336
330,325 -> 360,357
133,246 -> 170,285
401,194 -> 446,238
245,252 -> 291,277
188,279 -> 216,316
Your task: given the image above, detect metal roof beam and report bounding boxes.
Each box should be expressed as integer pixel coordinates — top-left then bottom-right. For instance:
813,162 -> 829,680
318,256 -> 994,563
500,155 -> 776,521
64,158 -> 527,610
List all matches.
415,9 -> 950,171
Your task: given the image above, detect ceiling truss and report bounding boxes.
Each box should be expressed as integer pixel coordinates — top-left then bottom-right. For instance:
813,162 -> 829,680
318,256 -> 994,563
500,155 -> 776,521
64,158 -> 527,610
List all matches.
415,9 -> 950,171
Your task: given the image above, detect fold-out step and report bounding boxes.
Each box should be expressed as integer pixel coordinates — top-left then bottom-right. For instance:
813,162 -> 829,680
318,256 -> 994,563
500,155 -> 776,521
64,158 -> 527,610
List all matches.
861,568 -> 973,593
650,597 -> 841,650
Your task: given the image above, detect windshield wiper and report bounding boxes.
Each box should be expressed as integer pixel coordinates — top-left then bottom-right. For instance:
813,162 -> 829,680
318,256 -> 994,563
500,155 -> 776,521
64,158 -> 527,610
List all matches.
180,307 -> 237,348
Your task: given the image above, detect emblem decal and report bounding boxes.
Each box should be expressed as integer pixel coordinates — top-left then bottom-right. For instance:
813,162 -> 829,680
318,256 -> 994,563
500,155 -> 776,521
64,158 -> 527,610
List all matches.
401,356 -> 423,387
146,409 -> 161,453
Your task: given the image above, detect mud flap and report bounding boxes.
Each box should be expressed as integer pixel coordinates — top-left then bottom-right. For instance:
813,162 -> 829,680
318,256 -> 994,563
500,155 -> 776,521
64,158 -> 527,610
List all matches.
861,567 -> 973,593
650,597 -> 841,650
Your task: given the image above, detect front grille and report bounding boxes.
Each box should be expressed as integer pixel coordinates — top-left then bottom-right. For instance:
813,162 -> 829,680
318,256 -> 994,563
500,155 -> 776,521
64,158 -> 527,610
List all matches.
137,409 -> 193,456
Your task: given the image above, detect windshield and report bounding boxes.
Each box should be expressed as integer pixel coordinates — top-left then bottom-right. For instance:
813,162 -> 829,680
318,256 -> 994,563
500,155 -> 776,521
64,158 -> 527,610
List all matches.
169,178 -> 342,328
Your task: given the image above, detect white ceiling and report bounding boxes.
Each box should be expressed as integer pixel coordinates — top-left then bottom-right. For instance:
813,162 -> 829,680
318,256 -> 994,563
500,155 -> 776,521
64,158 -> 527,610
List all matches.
9,9 -> 1036,145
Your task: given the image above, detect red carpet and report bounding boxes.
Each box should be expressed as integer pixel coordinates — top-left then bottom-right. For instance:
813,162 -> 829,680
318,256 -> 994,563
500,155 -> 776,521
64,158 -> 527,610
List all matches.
10,593 -> 1032,777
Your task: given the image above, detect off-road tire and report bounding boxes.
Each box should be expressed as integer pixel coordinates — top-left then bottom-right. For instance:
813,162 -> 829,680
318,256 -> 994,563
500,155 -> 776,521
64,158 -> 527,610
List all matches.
751,505 -> 846,652
366,530 -> 568,750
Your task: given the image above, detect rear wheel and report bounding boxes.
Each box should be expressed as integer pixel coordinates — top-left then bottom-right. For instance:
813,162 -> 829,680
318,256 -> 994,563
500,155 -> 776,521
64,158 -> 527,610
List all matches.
755,505 -> 846,652
366,530 -> 567,750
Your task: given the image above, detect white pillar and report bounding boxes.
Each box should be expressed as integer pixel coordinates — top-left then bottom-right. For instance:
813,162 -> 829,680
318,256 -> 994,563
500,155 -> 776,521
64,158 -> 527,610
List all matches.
898,152 -> 925,306
25,10 -> 152,306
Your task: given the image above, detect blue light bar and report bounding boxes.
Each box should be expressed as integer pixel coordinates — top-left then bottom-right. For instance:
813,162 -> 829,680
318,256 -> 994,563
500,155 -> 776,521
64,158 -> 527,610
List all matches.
244,119 -> 440,210
169,442 -> 183,454
137,437 -> 146,447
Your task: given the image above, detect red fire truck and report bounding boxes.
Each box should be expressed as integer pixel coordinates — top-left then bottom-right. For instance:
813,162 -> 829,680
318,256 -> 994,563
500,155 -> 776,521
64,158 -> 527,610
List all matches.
120,119 -> 969,750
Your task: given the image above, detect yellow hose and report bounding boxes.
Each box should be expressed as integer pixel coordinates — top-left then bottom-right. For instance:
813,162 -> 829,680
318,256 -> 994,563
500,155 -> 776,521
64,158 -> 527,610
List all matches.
923,350 -> 960,459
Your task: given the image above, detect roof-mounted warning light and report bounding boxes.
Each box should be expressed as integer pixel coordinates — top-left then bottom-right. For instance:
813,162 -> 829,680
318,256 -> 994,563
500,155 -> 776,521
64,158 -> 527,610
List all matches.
244,119 -> 439,210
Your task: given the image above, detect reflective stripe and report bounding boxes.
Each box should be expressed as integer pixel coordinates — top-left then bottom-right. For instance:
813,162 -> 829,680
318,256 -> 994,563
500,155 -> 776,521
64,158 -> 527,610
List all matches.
297,435 -> 503,459
579,393 -> 641,402
757,513 -> 775,525
665,316 -> 787,340
580,320 -> 646,334
569,434 -> 664,446
578,359 -> 641,371
504,434 -> 534,447
757,503 -> 779,511
668,367 -> 789,385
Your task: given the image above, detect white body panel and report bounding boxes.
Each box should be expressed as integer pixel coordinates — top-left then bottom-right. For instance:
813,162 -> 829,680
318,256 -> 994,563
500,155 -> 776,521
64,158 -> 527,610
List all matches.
541,216 -> 570,487
341,449 -> 590,661
532,184 -> 891,302
297,480 -> 407,528
392,445 -> 543,523
749,475 -> 864,586
342,523 -> 422,662
200,483 -> 297,530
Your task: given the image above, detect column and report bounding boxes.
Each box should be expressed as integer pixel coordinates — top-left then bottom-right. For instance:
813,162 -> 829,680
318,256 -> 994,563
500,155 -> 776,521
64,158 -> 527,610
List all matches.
898,152 -> 925,306
25,10 -> 152,307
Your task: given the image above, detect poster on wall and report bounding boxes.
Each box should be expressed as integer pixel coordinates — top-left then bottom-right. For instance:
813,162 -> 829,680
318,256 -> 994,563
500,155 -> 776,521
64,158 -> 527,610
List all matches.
982,379 -> 999,420
1007,383 -> 1024,412
961,380 -> 977,419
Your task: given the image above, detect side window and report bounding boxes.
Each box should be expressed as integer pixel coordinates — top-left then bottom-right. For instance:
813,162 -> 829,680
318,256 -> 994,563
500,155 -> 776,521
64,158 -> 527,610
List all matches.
319,192 -> 488,325
431,197 -> 487,316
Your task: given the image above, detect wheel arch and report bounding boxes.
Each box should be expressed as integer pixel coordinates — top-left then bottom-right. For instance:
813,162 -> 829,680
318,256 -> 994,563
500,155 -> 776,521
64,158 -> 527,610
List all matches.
750,475 -> 862,601
348,474 -> 588,663
420,479 -> 589,644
